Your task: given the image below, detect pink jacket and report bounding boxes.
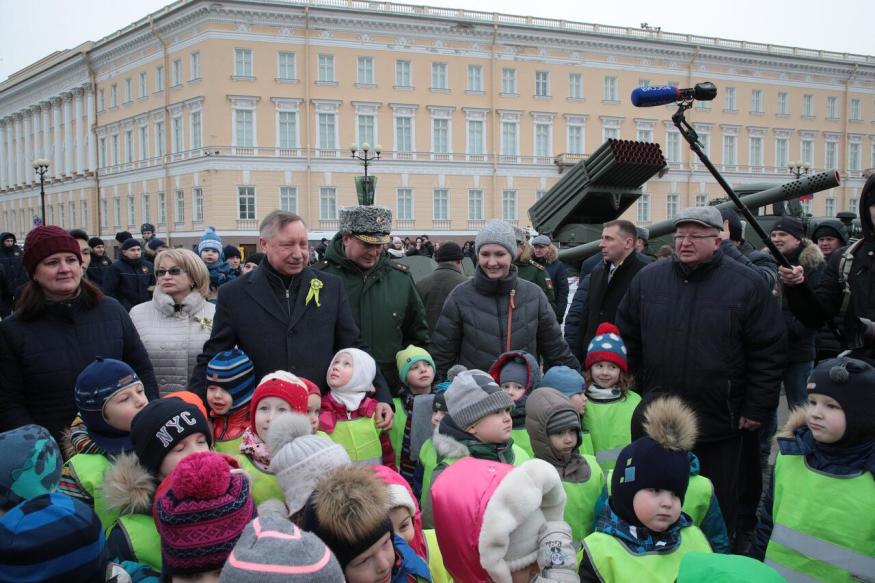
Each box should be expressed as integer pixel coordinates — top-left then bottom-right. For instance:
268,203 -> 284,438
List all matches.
371,465 -> 427,560
430,457 -> 515,582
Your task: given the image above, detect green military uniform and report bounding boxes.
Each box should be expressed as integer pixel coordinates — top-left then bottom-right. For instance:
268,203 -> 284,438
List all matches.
318,208 -> 429,390
515,258 -> 556,306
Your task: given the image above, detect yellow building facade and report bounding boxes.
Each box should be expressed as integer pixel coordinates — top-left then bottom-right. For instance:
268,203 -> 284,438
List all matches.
1,0 -> 874,246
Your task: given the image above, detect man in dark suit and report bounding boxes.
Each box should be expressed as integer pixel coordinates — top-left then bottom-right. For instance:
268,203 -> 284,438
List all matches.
564,219 -> 649,362
189,210 -> 394,428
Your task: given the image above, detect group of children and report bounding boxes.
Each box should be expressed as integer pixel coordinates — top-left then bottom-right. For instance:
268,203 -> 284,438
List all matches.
0,320 -> 872,582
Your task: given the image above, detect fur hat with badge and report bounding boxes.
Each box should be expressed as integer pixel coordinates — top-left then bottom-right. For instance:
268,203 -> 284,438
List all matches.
339,205 -> 393,245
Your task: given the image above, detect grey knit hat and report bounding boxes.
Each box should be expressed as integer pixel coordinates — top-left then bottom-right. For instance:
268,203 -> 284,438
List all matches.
475,220 -> 519,260
268,414 -> 351,516
339,205 -> 392,244
445,369 -> 514,429
220,511 -> 343,582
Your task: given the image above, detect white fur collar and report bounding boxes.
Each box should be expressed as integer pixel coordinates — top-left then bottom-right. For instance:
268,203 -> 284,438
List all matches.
153,288 -> 206,317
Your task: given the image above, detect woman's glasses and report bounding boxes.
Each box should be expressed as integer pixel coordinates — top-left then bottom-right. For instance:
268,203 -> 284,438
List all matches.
156,267 -> 185,277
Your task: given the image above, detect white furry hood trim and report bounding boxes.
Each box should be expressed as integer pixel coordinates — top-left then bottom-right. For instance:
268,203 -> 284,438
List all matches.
643,395 -> 699,452
478,459 -> 566,583
432,425 -> 471,460
798,239 -> 825,270
102,452 -> 156,515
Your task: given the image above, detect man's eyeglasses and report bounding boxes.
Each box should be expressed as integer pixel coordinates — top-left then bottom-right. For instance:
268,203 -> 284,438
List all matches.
156,267 -> 185,277
673,234 -> 718,243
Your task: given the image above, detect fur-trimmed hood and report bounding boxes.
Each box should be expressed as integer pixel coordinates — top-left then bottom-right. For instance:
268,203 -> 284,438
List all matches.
777,407 -> 808,439
432,425 -> 472,460
102,452 -> 157,515
488,350 -> 542,393
796,239 -> 825,271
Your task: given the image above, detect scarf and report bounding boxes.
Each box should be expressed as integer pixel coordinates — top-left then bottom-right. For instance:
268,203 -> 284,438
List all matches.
399,392 -> 416,485
586,383 -> 623,402
438,414 -> 516,465
781,425 -> 875,476
595,501 -> 693,555
510,395 -> 528,429
68,418 -> 106,456
239,426 -> 272,472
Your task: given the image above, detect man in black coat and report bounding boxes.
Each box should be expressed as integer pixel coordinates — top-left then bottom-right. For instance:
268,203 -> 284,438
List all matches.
564,220 -> 649,362
86,237 -> 113,289
103,238 -> 155,311
616,206 -> 786,537
190,210 -> 394,429
416,241 -> 468,334
0,232 -> 28,316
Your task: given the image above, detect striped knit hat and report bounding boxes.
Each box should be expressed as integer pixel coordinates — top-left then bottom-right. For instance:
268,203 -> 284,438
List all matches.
155,452 -> 255,577
0,493 -> 106,583
207,349 -> 257,411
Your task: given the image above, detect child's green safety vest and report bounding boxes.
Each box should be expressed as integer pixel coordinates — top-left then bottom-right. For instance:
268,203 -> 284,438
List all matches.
67,453 -> 115,531
234,454 -> 284,505
583,392 -> 641,471
562,454 -> 605,544
326,416 -> 382,464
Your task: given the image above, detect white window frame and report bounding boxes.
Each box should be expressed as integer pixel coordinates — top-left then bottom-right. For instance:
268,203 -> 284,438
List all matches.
279,186 -> 298,213
501,190 -> 517,221
603,76 -> 618,101
567,124 -> 585,154
431,62 -> 448,90
319,186 -> 337,220
192,188 -> 203,223
724,87 -> 737,112
467,65 -> 483,92
277,52 -> 296,81
568,73 -> 583,100
432,189 -> 449,220
803,94 -> 814,117
232,108 -> 256,149
158,191 -> 166,225
535,71 -> 550,97
237,186 -> 256,220
317,54 -> 335,83
155,66 -> 164,92
501,68 -> 517,94
395,60 -> 411,87
277,110 -> 298,150
357,56 -> 374,85
190,52 -> 201,80
172,59 -> 182,87
174,189 -> 184,224
190,110 -> 202,150
396,188 -> 413,221
234,48 -> 253,78
138,72 -> 147,98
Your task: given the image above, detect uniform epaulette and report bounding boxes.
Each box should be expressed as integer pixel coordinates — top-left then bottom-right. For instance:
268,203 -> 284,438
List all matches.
529,260 -> 545,271
390,261 -> 410,273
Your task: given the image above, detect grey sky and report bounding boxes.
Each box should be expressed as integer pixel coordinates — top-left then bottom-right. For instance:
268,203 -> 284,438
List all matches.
1,0 -> 871,82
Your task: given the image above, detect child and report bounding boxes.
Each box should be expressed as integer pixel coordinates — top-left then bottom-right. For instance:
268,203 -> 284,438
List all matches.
300,376 -> 324,435
321,348 -> 394,466
154,451 -> 255,581
302,465 -> 432,583
579,396 -> 712,583
220,510 -> 344,582
488,350 -> 542,457
583,322 -> 641,471
541,364 -> 595,455
206,349 -> 256,453
0,425 -> 62,513
267,412 -> 351,523
60,358 -> 149,530
198,226 -> 235,298
430,457 -> 579,582
750,357 -> 875,582
391,345 -> 437,483
238,371 -> 310,504
103,398 -> 213,570
412,391 -> 446,504
526,387 -> 605,544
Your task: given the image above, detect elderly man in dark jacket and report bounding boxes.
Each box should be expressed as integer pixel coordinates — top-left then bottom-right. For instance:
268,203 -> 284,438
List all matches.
190,210 -> 394,428
616,206 -> 785,537
103,239 -> 155,310
416,241 -> 468,334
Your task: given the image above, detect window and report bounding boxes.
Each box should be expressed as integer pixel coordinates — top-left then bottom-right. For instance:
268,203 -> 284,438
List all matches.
468,189 -> 483,220
777,92 -> 789,115
433,189 -> 449,220
354,114 -> 374,148
158,192 -> 166,224
395,60 -> 411,87
58,204 -> 65,228
80,200 -> 88,228
432,119 -> 449,155
139,127 -> 148,160
666,132 -> 680,163
125,130 -> 133,162
603,126 -> 619,141
113,197 -> 121,227
171,118 -> 183,153
467,65 -> 483,92
172,59 -> 182,86
125,78 -> 132,103
397,188 -> 413,220
569,73 -> 583,99
723,135 -> 737,166
850,99 -> 861,121
666,193 -> 679,219
724,87 -> 736,111
848,142 -> 861,172
535,71 -> 549,97
98,89 -> 104,111
638,79 -> 651,88
395,116 -> 413,153
235,48 -> 253,78
142,193 -> 151,224
431,63 -> 448,90
502,190 -> 517,221
98,137 -> 106,166
825,197 -> 835,217
750,136 -> 764,168
568,125 -> 584,154
190,111 -> 202,150
695,193 -> 708,207
751,90 -> 763,113
192,188 -> 203,222
826,141 -> 837,169
155,66 -> 164,92
155,121 -> 164,157
111,135 -> 119,165
501,68 -> 517,94
278,111 -> 297,149
636,127 -> 653,143
776,137 -> 789,168
278,52 -> 296,80
848,197 -> 857,213
317,113 -> 336,150
174,190 -> 184,223
637,193 -> 650,222
317,54 -> 335,82
234,110 -> 254,147
698,132 -> 710,157
357,56 -> 374,85
535,124 -> 551,159
467,119 -> 484,156
139,72 -> 147,98
803,94 -> 814,117
127,194 -> 135,226
603,76 -> 618,101
319,187 -> 337,220
279,186 -> 297,213
827,96 -> 838,119
237,186 -> 255,220
801,138 -> 814,165
190,52 -> 200,80
110,84 -> 118,107
501,121 -> 518,157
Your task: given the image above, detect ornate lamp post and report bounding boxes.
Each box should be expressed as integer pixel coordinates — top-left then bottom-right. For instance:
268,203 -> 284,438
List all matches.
788,160 -> 811,179
349,142 -> 381,205
32,159 -> 51,224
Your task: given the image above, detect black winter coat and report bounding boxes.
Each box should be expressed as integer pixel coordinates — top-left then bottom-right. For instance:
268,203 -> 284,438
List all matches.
416,263 -> 468,334
86,254 -> 113,289
776,241 -> 825,364
0,296 -> 158,441
0,235 -> 28,305
103,257 -> 155,311
616,250 -> 786,442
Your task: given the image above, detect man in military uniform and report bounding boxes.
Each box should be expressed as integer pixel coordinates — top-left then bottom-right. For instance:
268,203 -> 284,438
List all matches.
318,205 -> 429,391
512,227 -> 556,314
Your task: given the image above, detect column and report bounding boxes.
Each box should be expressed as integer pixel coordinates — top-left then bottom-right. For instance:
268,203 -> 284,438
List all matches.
75,89 -> 85,174
0,121 -> 6,189
14,114 -> 23,186
41,102 -> 51,160
23,112 -> 32,185
32,106 -> 42,167
86,89 -> 96,172
5,118 -> 14,188
53,98 -> 62,177
63,93 -> 74,176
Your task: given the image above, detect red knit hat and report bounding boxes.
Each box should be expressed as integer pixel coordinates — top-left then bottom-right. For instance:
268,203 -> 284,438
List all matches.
299,376 -> 323,398
250,371 -> 310,429
23,226 -> 83,277
584,322 -> 629,372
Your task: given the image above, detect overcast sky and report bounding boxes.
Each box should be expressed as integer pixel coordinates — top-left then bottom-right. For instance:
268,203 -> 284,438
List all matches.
1,0 -> 871,81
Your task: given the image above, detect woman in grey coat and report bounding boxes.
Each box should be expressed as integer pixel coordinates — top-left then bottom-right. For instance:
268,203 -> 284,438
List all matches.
430,220 -> 580,379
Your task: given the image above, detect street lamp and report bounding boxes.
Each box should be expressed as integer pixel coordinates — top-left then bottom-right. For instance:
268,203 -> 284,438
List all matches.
788,160 -> 810,180
350,142 -> 382,205
32,159 -> 50,224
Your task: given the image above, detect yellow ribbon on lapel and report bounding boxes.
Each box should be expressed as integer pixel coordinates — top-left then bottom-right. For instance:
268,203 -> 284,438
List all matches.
306,278 -> 324,307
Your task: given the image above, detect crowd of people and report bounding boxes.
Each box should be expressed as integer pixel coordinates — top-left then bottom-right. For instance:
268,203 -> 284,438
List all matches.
0,173 -> 873,582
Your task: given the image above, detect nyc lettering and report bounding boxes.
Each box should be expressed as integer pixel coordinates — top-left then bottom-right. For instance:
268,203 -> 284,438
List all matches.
156,412 -> 198,447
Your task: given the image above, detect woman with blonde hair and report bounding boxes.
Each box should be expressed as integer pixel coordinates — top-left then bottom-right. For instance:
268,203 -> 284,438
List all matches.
130,248 -> 215,394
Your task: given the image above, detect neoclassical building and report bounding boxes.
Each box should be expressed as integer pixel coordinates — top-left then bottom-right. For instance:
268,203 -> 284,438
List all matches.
1,0 -> 874,246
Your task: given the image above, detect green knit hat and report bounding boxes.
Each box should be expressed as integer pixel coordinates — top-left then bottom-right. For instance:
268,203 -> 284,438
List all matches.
396,345 -> 435,386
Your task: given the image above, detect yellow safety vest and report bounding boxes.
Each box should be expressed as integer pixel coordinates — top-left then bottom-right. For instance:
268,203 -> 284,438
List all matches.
765,452 -> 875,582
512,427 -> 534,459
325,415 -> 383,464
388,397 -> 407,469
562,454 -> 606,544
68,453 -> 115,531
583,392 -> 641,471
234,454 -> 284,505
423,528 -> 453,583
114,513 -> 162,571
213,436 -> 243,455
